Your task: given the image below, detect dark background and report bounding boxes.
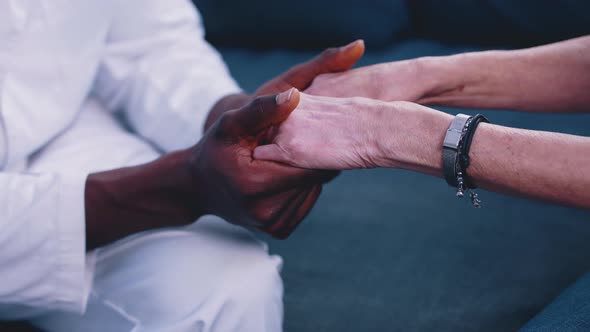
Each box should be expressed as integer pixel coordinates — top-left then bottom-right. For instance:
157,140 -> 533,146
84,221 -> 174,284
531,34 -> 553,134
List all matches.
195,1 -> 590,331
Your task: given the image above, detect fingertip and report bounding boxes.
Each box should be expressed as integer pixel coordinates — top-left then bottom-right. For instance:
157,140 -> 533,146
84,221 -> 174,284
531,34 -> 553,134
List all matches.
276,88 -> 295,105
289,88 -> 301,108
341,39 -> 365,55
276,88 -> 301,114
332,40 -> 365,71
349,39 -> 366,59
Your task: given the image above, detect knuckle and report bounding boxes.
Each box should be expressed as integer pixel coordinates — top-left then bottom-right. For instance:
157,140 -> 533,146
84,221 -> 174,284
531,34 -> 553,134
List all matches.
238,170 -> 274,197
238,177 -> 263,197
252,95 -> 270,111
249,96 -> 264,110
250,204 -> 280,225
240,186 -> 259,198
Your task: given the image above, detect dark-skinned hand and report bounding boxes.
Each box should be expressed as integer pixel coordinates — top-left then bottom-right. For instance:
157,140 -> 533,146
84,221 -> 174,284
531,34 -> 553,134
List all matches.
191,89 -> 337,238
204,40 -> 365,130
198,40 -> 365,237
86,42 -> 365,248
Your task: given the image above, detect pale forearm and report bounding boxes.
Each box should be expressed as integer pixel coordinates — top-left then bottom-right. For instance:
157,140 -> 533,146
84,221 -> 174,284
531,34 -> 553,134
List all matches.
370,101 -> 451,176
377,103 -> 590,209
419,36 -> 590,113
468,123 -> 590,208
254,94 -> 590,209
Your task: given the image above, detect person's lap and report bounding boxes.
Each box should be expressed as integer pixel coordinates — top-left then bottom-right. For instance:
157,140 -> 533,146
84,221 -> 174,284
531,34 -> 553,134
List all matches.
18,99 -> 283,332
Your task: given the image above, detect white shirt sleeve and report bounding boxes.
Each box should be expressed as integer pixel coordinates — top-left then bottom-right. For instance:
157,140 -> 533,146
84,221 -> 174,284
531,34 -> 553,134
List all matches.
0,76 -> 7,169
0,171 -> 93,318
93,0 -> 241,152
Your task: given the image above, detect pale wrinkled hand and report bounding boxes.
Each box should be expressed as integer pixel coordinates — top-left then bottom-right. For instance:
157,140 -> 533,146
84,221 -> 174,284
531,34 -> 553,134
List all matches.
305,59 -> 433,103
253,91 -> 388,170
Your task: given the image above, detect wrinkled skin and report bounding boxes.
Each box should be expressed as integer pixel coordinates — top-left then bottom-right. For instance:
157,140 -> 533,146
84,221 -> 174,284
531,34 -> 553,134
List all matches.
253,93 -> 450,173
305,58 -> 437,103
190,91 -> 339,239
196,40 -> 366,238
253,92 -> 389,170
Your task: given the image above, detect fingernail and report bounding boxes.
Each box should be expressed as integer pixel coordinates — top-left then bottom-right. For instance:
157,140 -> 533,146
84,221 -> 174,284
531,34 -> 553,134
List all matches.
276,88 -> 295,105
341,39 -> 364,52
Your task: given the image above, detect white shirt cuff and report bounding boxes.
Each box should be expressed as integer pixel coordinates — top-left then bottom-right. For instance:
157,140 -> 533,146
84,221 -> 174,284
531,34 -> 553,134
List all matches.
53,172 -> 95,314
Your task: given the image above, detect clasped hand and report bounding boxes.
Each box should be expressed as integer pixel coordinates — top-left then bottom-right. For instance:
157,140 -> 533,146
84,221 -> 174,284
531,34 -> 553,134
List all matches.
190,40 -> 368,239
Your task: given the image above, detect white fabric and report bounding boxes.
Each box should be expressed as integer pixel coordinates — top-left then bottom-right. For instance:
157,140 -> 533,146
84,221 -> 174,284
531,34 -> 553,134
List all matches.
24,101 -> 282,331
33,220 -> 284,332
0,0 -> 240,317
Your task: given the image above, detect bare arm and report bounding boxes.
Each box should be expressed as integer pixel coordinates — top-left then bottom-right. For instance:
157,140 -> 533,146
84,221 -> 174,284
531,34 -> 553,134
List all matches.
255,93 -> 590,209
466,122 -> 590,208
421,36 -> 590,112
307,36 -> 590,113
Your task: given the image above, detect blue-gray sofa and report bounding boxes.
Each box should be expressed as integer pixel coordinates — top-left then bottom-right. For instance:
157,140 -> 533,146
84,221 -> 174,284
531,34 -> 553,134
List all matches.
198,1 -> 590,331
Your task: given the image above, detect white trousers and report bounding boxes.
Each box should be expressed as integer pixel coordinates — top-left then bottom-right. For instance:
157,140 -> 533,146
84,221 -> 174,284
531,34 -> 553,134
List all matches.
23,100 -> 284,332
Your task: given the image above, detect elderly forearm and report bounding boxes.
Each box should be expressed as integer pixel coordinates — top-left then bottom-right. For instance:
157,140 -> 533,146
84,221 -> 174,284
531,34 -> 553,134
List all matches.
418,36 -> 590,113
377,103 -> 590,209
467,123 -> 590,208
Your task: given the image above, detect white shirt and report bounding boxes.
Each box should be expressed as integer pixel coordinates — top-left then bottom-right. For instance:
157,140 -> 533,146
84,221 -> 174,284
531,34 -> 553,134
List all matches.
0,0 -> 240,315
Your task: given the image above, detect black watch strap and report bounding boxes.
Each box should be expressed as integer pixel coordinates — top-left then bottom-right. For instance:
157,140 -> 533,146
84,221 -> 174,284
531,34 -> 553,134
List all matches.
443,148 -> 459,186
442,114 -> 471,187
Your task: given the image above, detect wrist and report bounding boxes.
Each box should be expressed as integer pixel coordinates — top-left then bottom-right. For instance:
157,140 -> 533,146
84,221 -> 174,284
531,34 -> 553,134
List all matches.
414,55 -> 465,104
85,150 -> 201,249
371,101 -> 452,177
418,51 -> 512,107
374,58 -> 437,102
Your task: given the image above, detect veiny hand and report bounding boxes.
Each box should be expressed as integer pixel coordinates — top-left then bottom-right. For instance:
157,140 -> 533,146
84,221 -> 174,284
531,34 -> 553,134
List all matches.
190,89 -> 337,239
253,92 -> 390,170
198,41 -> 365,236
253,92 -> 452,173
305,58 -> 441,103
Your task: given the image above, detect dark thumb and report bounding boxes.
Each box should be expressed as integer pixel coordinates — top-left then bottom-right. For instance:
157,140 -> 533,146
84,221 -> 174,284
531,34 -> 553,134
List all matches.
227,88 -> 300,136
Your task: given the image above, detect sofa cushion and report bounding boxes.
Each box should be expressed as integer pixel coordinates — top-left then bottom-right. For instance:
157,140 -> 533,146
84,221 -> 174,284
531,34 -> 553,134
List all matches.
193,0 -> 409,49
520,272 -> 590,332
218,39 -> 590,332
